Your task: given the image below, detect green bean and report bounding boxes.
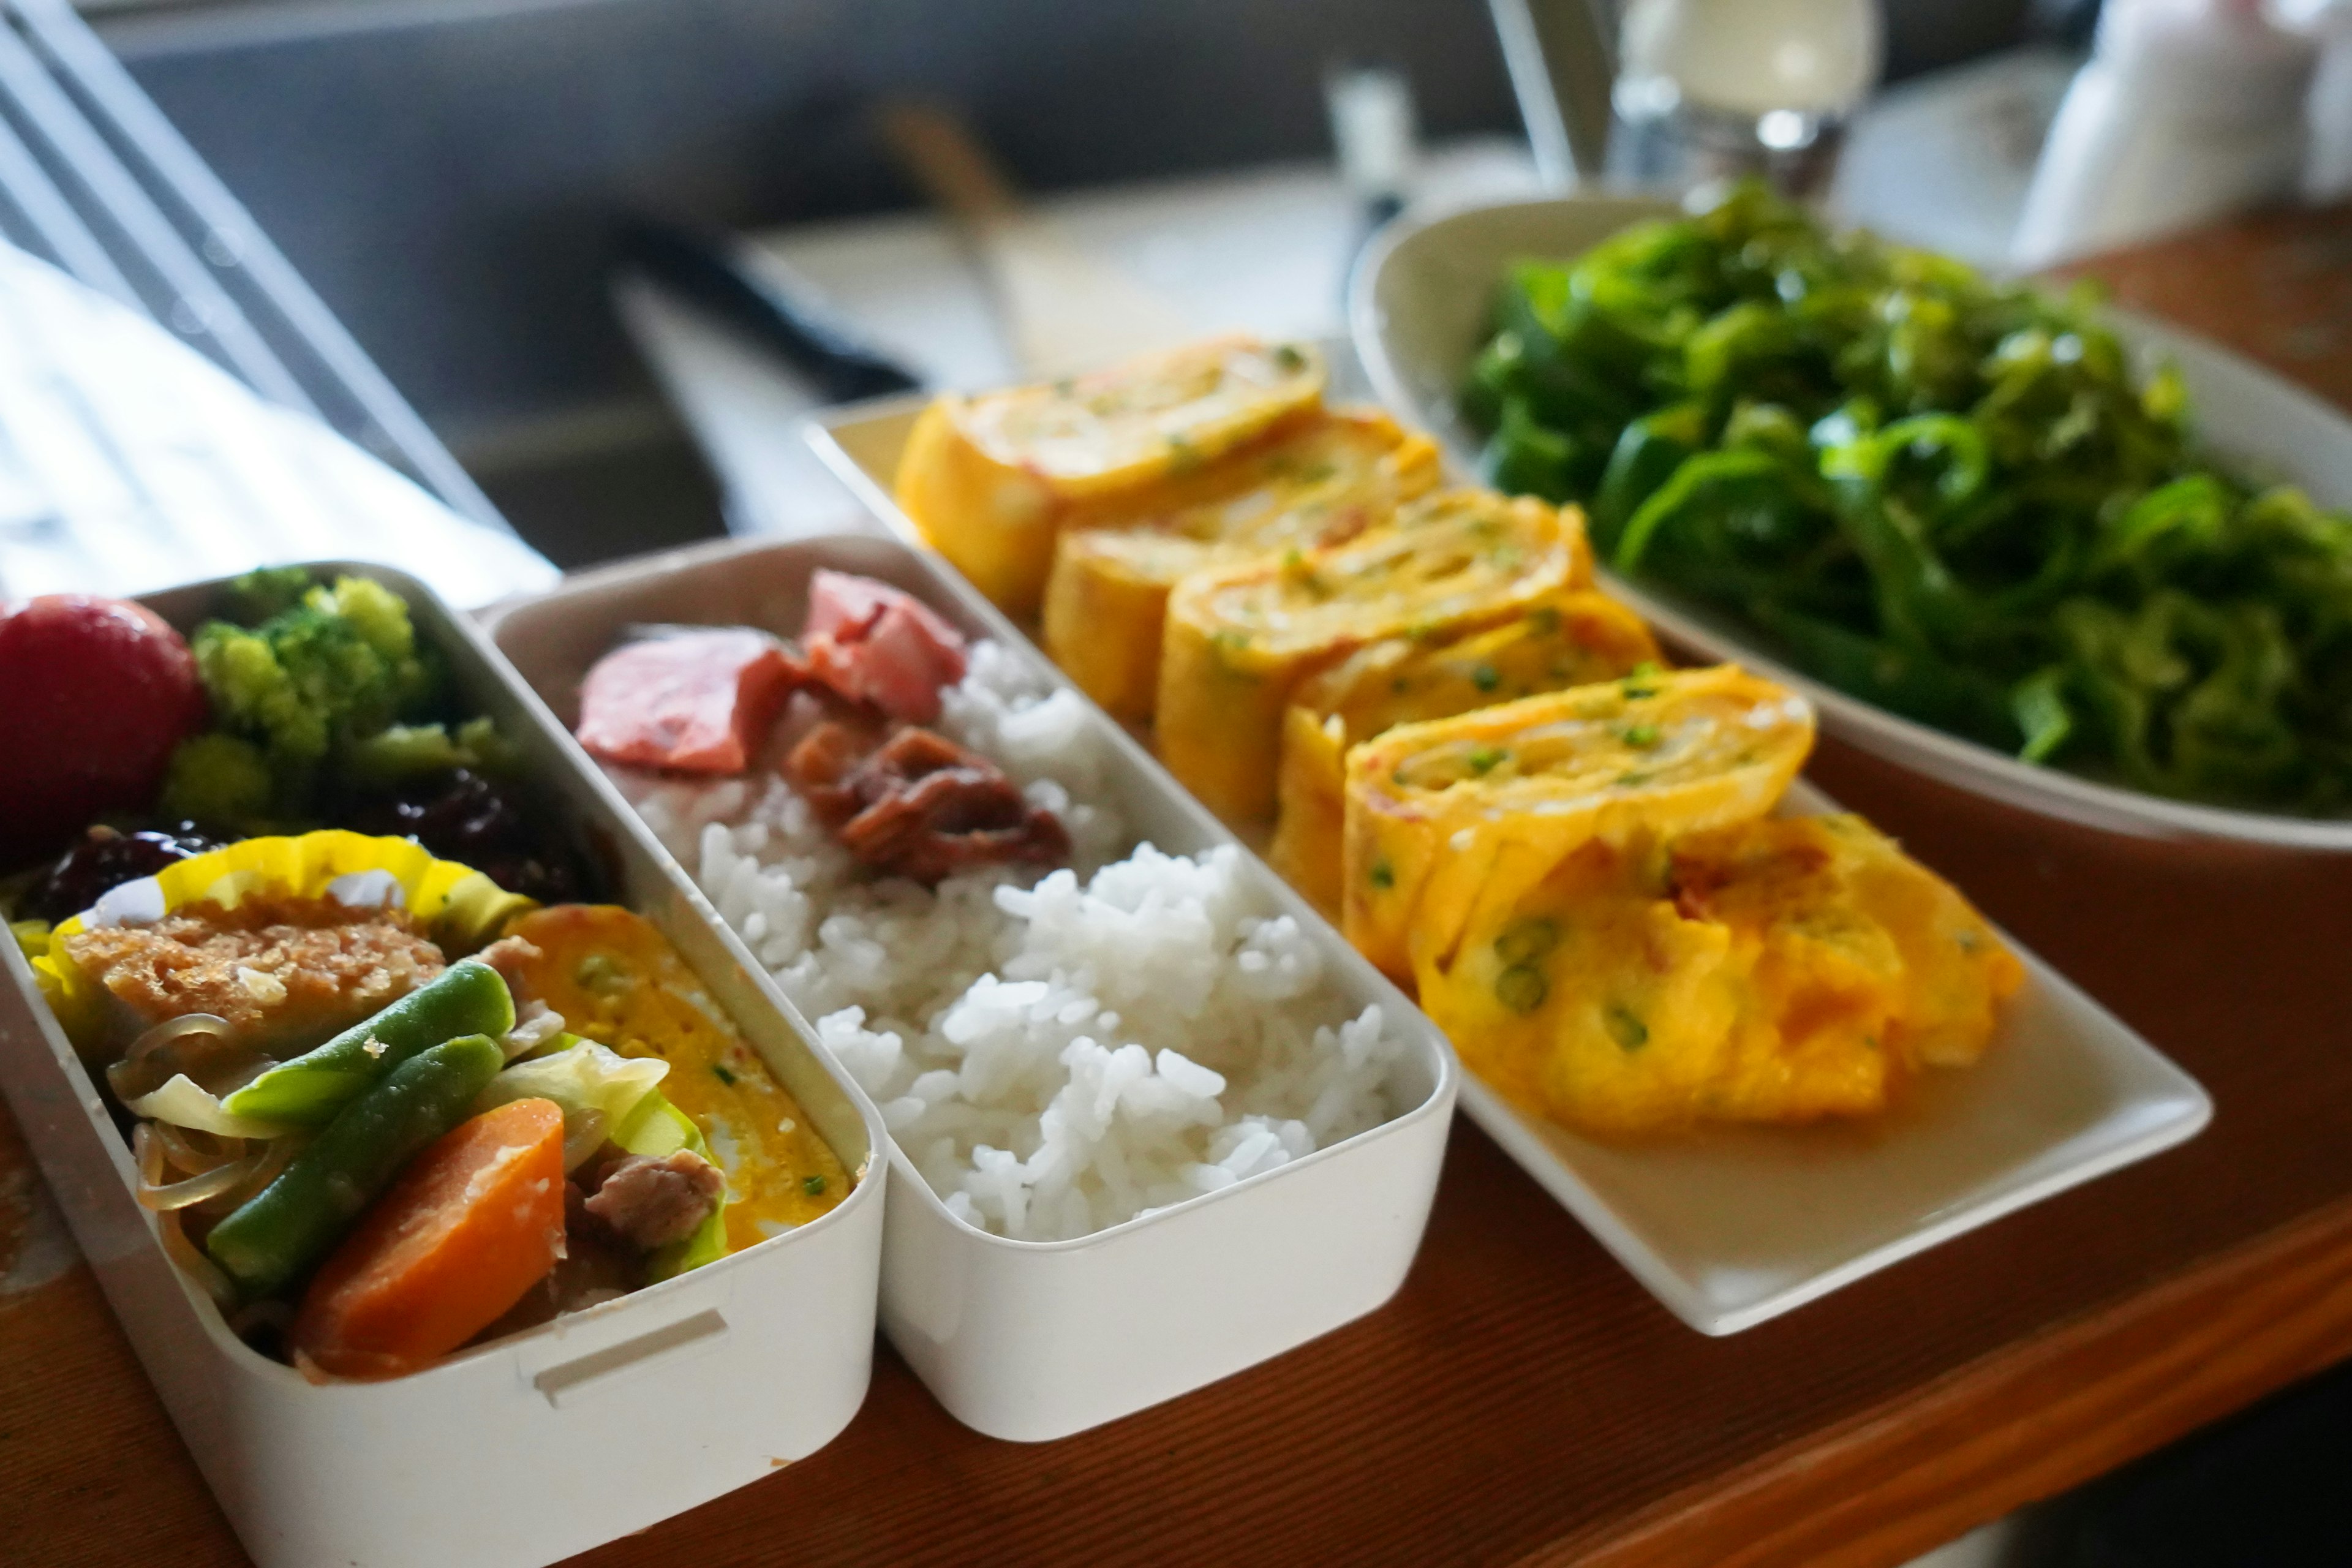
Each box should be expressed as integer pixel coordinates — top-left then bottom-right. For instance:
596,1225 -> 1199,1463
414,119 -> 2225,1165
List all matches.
222,959 -> 513,1127
205,1035 -> 505,1300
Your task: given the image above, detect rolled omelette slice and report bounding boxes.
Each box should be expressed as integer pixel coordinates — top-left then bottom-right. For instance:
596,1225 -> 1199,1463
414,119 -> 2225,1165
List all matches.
1341,664 -> 1814,982
1266,592 -> 1660,916
1418,813 -> 2021,1136
1670,813 -> 2024,1077
1042,407 -> 1441,719
892,335 -> 1327,616
1158,489 -> 1593,824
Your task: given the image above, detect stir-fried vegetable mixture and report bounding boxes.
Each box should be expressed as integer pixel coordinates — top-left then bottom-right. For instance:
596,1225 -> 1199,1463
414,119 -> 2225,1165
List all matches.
1464,183 -> 2352,812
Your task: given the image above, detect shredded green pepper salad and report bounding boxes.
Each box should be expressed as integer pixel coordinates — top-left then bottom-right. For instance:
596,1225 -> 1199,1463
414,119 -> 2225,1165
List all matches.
1464,183 -> 2352,813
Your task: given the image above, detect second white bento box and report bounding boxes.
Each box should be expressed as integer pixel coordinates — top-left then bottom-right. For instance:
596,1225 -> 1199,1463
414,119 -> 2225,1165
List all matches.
0,563 -> 888,1568
484,532 -> 1458,1442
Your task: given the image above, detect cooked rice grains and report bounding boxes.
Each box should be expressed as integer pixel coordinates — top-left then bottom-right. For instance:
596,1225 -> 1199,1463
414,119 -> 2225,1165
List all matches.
614,641 -> 1409,1242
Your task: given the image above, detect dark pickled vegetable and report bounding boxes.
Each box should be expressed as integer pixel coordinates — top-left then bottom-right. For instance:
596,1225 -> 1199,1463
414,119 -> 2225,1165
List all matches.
23,823 -> 221,924
345,769 -> 584,903
1466,181 -> 2352,813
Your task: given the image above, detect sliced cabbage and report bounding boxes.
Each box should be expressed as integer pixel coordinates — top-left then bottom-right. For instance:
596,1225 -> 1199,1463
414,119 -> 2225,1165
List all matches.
477,1039 -> 668,1131
126,1074 -> 290,1139
481,1041 -> 726,1278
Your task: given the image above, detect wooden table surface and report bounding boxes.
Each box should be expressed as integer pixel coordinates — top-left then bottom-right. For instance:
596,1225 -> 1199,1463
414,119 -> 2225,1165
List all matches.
7,206 -> 2351,1568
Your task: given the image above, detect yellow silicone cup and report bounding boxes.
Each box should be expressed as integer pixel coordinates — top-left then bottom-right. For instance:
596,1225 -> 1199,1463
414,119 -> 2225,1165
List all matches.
35,830 -> 535,1054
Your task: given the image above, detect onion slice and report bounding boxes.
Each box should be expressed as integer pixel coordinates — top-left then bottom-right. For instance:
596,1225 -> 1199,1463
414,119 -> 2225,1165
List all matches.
157,1210 -> 237,1310
560,1108 -> 610,1174
154,1123 -> 244,1177
107,1013 -> 235,1102
127,1074 -> 288,1140
138,1146 -> 271,1211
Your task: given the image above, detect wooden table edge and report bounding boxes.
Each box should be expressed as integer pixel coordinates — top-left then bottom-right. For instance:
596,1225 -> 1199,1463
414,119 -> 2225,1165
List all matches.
1524,1192 -> 2352,1568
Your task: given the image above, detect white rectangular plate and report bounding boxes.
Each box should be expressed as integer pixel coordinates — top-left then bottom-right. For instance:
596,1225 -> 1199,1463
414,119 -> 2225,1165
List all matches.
1453,780 -> 2212,1335
802,389 -> 2212,1337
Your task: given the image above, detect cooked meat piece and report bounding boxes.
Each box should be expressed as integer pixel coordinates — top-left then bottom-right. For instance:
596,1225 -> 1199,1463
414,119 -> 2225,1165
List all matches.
472,1179 -> 645,1338
782,722 -> 1070,884
581,1150 -> 726,1251
780,718 -> 873,827
64,896 -> 445,1057
802,570 -> 968,723
475,934 -> 545,998
575,628 -> 805,774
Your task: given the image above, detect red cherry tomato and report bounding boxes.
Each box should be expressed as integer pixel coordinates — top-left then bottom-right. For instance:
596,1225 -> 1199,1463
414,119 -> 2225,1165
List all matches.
0,595 -> 205,866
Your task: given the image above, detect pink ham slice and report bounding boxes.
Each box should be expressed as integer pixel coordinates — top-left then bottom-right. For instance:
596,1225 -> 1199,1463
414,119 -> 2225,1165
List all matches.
802,570 -> 968,724
574,628 -> 801,774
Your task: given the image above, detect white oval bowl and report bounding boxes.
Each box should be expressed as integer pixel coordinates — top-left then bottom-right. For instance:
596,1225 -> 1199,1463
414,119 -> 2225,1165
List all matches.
1351,194 -> 2352,848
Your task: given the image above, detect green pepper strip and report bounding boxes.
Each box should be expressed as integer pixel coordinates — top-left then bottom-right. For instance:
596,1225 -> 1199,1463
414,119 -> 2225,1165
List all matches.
205,1034 -> 507,1300
1613,448 -> 1788,577
1752,601 -> 2017,747
1482,398 -> 1580,503
222,959 -> 514,1127
2010,666 -> 2075,765
2089,474 -> 2233,586
2056,592 -> 2305,799
1591,401 -> 1712,551
1819,414 -> 1997,652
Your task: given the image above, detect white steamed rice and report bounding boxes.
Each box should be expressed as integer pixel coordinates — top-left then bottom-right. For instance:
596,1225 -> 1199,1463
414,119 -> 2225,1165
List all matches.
611,639 -> 1411,1242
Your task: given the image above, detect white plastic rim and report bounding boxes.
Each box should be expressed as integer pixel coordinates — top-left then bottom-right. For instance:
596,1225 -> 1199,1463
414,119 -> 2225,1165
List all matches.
1349,192 -> 2352,850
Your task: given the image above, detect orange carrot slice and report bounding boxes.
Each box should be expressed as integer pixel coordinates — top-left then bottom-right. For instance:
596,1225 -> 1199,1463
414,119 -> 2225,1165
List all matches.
291,1097 -> 566,1380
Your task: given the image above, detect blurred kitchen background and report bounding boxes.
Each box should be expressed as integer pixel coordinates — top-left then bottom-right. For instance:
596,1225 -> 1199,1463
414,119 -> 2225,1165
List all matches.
72,0 -> 2084,567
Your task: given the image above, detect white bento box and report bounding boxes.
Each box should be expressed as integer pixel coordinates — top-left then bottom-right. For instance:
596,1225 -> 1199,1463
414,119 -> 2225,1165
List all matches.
0,564 -> 888,1568
483,532 -> 1458,1442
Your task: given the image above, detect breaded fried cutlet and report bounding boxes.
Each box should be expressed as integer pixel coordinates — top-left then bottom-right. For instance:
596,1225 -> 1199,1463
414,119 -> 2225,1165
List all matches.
63,894 -> 447,1057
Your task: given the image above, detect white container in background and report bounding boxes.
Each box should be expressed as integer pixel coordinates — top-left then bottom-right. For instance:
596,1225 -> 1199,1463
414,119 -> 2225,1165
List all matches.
0,564 -> 888,1568
2281,0 -> 2352,198
484,533 -> 1459,1443
2013,0 -> 2318,267
1618,0 -> 1882,118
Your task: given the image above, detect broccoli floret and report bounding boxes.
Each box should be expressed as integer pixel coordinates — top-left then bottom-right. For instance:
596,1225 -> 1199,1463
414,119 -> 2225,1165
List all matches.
344,715 -> 526,787
345,722 -> 468,782
194,622 -> 327,762
453,715 -> 524,776
157,733 -> 274,824
186,572 -> 445,813
221,565 -> 315,624
308,576 -> 433,712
